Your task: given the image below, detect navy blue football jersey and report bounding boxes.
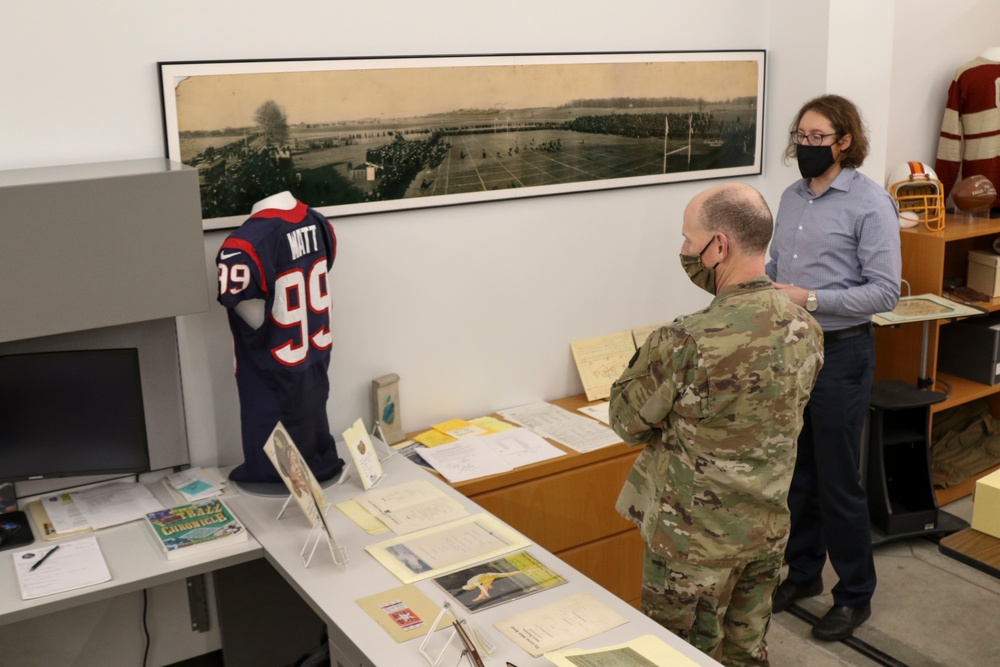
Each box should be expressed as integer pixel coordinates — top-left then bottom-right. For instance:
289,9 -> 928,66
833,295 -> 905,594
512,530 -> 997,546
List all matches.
216,200 -> 343,484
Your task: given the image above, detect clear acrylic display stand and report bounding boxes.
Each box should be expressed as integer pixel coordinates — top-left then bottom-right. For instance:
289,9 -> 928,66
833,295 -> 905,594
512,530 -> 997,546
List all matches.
418,602 -> 495,667
276,491 -> 349,567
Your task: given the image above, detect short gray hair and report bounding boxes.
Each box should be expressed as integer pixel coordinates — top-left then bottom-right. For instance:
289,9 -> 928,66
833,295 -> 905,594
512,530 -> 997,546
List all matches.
699,184 -> 773,253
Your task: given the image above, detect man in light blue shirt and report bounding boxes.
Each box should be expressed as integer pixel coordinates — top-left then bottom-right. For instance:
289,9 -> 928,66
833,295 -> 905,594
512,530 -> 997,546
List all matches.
765,94 -> 900,642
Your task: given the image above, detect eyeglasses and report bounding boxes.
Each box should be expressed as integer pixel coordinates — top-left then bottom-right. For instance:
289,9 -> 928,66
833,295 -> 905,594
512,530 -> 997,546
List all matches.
790,131 -> 839,146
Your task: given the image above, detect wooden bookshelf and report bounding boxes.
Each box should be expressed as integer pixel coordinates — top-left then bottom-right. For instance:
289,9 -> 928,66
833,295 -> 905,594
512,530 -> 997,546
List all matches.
875,215 -> 1000,505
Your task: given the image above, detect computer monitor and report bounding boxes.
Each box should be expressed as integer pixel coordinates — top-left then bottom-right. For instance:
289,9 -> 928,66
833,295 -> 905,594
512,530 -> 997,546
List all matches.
0,348 -> 150,484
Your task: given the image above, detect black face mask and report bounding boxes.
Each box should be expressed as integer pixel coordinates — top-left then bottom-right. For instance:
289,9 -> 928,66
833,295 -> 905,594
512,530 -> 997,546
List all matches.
796,144 -> 837,179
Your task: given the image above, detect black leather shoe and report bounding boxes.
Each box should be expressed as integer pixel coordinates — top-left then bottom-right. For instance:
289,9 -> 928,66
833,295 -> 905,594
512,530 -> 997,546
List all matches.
812,604 -> 872,641
772,578 -> 823,613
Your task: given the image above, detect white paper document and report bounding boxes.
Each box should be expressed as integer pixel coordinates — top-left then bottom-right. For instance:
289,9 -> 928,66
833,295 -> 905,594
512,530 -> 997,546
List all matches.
353,479 -> 468,534
12,536 -> 112,600
494,592 -> 629,657
577,401 -> 611,425
417,439 -> 514,483
476,428 -> 566,467
497,402 -> 622,453
70,482 -> 165,530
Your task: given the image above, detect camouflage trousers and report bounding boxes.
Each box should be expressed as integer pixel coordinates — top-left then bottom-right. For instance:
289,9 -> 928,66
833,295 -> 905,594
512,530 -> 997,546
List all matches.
641,546 -> 782,667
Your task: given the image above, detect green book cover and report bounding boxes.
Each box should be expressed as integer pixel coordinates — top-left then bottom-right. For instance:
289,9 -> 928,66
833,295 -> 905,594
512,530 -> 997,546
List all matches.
144,498 -> 246,559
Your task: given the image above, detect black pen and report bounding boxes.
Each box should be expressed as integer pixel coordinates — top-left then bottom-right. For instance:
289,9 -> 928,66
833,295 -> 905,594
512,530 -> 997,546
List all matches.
453,620 -> 485,667
506,663 -> 519,667
30,545 -> 60,571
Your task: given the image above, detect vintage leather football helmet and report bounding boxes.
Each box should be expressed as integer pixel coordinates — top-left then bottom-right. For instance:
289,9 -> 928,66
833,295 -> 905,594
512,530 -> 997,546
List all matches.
886,161 -> 946,231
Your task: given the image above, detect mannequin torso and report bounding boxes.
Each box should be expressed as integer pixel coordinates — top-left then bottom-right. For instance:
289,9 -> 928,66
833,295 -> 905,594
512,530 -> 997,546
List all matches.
250,190 -> 297,214
236,191 -> 299,327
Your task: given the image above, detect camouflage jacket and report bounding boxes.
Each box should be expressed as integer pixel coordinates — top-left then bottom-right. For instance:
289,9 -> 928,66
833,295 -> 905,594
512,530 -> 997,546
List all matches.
611,277 -> 824,566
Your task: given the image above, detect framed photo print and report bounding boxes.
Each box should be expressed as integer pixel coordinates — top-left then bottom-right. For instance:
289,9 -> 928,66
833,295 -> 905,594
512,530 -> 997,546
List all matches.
159,50 -> 765,229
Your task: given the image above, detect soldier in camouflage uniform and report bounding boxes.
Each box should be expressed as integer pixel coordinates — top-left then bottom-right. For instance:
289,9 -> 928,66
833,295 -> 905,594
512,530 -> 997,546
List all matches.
611,183 -> 824,666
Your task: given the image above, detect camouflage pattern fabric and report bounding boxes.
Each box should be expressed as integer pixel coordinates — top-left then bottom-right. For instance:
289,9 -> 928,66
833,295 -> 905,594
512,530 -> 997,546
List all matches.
641,546 -> 782,667
612,276 -> 824,566
930,399 -> 1000,488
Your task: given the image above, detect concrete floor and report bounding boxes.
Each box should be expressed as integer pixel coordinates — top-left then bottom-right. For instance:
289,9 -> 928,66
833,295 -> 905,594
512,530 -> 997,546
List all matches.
766,496 -> 1000,667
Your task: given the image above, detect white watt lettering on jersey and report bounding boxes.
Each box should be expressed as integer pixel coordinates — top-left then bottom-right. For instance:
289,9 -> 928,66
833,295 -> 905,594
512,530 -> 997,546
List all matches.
287,225 -> 320,260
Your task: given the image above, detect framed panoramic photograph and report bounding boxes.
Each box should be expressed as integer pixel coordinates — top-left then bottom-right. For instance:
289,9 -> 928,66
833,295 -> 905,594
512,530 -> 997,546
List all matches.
159,51 -> 765,229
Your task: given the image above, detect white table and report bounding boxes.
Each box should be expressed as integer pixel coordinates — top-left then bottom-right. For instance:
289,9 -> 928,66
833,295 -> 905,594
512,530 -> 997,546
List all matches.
0,483 -> 262,627
227,454 -> 722,667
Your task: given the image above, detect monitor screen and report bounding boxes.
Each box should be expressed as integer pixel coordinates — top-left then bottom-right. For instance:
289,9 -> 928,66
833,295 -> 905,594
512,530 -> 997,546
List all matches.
0,348 -> 150,484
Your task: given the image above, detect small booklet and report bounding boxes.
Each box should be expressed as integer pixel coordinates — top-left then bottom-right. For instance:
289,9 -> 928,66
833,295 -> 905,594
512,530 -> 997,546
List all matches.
27,495 -> 93,542
143,498 -> 248,560
342,417 -> 385,490
12,536 -> 111,600
433,551 -> 566,613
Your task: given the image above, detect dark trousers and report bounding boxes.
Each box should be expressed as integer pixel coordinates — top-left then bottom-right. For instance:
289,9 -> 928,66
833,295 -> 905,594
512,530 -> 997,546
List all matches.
785,331 -> 877,608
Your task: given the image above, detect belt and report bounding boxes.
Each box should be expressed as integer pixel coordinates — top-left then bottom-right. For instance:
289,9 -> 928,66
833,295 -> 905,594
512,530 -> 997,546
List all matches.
824,322 -> 873,344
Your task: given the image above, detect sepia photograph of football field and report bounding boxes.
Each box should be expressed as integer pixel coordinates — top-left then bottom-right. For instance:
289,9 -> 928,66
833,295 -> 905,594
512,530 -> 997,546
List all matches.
161,53 -> 764,227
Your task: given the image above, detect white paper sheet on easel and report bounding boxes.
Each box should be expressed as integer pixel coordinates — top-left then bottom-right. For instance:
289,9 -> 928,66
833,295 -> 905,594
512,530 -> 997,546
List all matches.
342,418 -> 385,490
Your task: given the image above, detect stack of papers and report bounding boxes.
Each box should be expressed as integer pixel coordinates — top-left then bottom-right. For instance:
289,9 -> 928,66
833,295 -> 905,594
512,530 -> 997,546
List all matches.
417,428 -> 566,483
412,416 -> 517,448
12,536 -> 112,600
70,482 -> 164,531
165,467 -> 228,503
36,482 -> 165,535
497,402 -> 622,453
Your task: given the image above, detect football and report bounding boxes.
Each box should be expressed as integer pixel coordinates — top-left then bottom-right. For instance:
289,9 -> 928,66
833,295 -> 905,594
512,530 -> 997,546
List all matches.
952,174 -> 997,211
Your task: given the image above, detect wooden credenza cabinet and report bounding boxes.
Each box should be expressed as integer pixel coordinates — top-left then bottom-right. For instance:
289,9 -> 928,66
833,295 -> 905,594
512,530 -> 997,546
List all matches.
447,395 -> 645,607
874,214 -> 1000,504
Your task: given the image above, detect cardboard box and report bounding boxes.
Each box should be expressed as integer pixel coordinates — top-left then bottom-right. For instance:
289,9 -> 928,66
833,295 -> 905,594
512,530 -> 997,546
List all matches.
968,249 -> 1000,298
972,468 -> 1000,539
937,313 -> 1000,385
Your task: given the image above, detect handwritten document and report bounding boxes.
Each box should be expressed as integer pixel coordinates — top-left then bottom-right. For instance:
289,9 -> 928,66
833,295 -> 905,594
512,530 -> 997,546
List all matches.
570,331 -> 636,401
631,324 -> 663,349
417,438 -> 514,483
13,536 -> 111,600
494,592 -> 628,657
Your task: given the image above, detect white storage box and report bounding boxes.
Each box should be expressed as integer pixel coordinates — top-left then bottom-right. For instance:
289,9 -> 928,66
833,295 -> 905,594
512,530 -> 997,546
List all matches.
967,249 -> 1000,298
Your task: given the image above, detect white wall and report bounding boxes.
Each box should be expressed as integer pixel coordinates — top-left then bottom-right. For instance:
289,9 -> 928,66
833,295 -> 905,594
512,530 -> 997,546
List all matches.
5,1 -> 1000,665
887,0 -> 1000,171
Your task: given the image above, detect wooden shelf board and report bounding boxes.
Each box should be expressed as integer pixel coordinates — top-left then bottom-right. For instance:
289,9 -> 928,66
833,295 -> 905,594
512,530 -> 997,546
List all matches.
902,215 -> 1000,241
931,372 -> 1000,413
